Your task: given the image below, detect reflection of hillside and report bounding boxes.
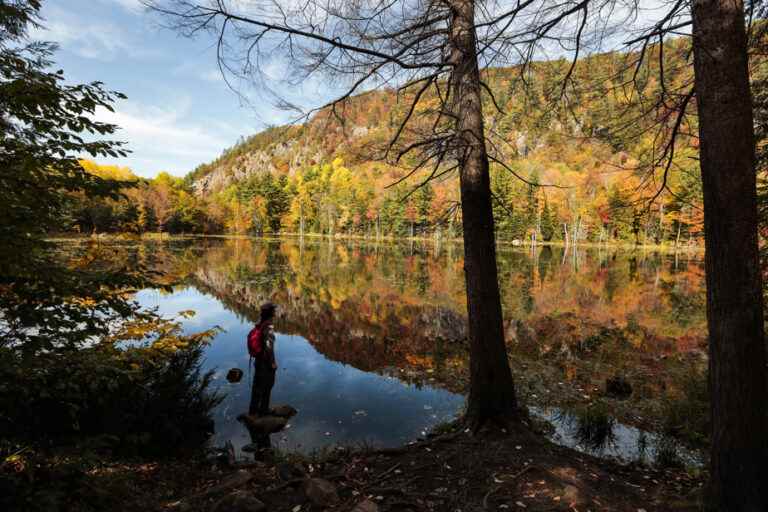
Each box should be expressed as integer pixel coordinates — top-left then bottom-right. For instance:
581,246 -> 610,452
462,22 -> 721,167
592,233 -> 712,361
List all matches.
172,239 -> 708,397
189,239 -> 469,378
186,239 -> 708,351
193,265 -> 465,374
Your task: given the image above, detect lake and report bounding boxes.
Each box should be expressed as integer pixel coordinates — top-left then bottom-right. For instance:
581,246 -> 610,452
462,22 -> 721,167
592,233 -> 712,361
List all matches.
132,237 -> 707,462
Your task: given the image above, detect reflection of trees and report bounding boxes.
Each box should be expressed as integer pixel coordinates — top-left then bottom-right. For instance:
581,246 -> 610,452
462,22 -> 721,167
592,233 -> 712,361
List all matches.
190,239 -> 469,387
154,239 -> 708,392
538,246 -> 553,285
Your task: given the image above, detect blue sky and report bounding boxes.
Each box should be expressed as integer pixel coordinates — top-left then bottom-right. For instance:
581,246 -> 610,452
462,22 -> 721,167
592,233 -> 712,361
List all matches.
32,0 -> 334,178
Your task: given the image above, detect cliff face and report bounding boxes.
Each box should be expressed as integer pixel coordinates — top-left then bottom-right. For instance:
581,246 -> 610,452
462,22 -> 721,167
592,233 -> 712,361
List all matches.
191,139 -> 325,196
186,86 -> 399,197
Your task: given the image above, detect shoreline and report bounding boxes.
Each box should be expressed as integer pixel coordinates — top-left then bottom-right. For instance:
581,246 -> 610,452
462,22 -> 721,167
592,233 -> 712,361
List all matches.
71,419 -> 705,511
47,231 -> 705,253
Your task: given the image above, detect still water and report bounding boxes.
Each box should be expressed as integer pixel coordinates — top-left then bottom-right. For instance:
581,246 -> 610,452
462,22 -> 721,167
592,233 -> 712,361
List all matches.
138,286 -> 463,454
133,237 -> 707,462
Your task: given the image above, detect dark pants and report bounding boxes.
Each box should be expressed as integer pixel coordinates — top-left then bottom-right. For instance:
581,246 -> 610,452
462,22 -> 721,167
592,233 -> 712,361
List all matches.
248,361 -> 275,416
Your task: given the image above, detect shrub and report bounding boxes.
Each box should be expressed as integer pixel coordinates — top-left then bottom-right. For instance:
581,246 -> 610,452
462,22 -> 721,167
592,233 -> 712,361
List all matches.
568,402 -> 616,452
0,320 -> 221,456
0,320 -> 222,512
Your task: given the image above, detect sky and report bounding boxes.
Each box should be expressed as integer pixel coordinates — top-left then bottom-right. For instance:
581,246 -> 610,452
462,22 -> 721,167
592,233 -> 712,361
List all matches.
32,0 -> 333,178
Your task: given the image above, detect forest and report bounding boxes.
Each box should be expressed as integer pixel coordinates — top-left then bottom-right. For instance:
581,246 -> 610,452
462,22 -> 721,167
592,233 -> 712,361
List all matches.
71,38 -> 708,246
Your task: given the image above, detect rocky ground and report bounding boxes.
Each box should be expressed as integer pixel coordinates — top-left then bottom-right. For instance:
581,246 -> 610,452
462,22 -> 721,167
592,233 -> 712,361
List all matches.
90,418 -> 703,512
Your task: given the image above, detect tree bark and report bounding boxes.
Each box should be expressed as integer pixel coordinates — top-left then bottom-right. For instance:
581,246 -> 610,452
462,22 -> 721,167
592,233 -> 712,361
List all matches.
691,2 -> 768,509
448,0 -> 518,427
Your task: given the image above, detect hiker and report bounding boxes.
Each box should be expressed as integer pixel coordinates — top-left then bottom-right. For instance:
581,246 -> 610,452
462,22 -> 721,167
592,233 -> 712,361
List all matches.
247,302 -> 278,416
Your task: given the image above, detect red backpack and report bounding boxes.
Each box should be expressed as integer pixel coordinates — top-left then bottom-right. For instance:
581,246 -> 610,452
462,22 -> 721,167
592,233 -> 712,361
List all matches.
247,324 -> 266,359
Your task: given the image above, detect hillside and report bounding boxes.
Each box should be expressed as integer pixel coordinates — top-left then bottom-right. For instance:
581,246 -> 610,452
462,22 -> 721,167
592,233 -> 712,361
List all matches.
72,39 -> 704,245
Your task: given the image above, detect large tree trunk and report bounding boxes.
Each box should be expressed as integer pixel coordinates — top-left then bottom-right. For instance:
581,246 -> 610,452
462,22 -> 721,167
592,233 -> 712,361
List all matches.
448,0 -> 518,427
691,2 -> 768,509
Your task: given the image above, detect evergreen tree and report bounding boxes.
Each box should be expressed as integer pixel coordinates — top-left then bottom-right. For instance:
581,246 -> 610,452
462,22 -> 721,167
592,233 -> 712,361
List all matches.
414,183 -> 434,234
540,200 -> 555,241
524,169 -> 540,236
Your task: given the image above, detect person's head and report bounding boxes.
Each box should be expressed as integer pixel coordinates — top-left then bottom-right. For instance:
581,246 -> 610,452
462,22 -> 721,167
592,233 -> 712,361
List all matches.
259,302 -> 277,325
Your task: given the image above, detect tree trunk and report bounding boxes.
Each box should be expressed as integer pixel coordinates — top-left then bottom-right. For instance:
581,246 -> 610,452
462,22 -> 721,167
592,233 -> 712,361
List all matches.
448,0 -> 517,426
691,2 -> 768,509
299,204 -> 304,238
563,223 -> 569,247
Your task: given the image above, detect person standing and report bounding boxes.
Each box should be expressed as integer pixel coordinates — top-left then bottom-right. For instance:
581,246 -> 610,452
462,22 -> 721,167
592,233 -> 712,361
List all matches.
247,302 -> 277,416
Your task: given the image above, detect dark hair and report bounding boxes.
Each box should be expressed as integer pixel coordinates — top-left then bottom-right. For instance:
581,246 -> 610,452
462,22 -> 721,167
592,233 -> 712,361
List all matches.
259,302 -> 276,323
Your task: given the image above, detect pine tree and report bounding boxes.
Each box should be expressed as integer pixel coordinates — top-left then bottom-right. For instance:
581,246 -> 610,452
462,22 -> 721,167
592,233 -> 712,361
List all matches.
540,201 -> 555,241
524,169 -> 540,236
414,183 -> 434,234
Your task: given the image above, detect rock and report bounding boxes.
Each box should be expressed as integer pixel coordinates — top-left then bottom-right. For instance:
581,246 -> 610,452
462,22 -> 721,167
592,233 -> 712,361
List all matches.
227,368 -> 244,383
211,490 -> 266,512
303,478 -> 339,506
237,414 -> 289,434
605,375 -> 633,399
270,404 -> 298,418
351,499 -> 379,512
561,484 -> 583,505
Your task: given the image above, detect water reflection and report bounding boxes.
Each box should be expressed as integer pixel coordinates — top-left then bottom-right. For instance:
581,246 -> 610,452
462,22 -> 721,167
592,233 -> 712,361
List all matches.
138,287 -> 464,455
132,238 -> 707,460
531,407 -> 701,466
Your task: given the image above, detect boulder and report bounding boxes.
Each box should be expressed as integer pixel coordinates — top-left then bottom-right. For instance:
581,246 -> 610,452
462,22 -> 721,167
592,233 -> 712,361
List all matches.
605,375 -> 633,399
270,404 -> 298,418
237,414 -> 289,434
303,478 -> 339,506
211,490 -> 266,512
227,368 -> 244,383
417,307 -> 467,344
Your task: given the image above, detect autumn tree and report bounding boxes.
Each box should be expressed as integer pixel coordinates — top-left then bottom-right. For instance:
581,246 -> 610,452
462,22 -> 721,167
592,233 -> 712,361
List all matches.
0,4 -> 222,490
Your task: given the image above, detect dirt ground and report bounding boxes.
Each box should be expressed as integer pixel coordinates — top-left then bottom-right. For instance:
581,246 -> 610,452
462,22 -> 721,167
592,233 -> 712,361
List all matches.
99,421 -> 703,512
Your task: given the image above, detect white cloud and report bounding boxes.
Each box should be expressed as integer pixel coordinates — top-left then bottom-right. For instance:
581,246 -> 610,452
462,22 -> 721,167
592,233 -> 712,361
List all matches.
32,4 -> 154,61
94,98 -> 234,176
103,0 -> 146,14
52,23 -> 135,60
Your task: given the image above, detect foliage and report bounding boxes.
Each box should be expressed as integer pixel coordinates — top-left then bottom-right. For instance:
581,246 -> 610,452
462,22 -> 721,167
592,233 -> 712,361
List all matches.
540,201 -> 556,241
0,2 -> 222,476
0,316 -> 221,453
0,2 -> 146,354
52,38 -> 721,245
0,2 -> 127,244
